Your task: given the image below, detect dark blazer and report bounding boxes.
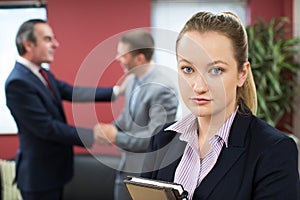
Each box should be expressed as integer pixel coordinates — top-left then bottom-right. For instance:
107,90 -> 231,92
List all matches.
5,62 -> 114,192
142,108 -> 300,200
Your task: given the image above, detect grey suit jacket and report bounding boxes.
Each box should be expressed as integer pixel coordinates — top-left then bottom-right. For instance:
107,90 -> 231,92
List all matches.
113,65 -> 179,174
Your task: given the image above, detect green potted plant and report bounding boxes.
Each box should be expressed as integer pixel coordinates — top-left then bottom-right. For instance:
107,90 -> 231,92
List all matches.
246,17 -> 300,133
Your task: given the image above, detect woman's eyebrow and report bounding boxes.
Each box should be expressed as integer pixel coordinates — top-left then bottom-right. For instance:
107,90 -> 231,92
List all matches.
207,60 -> 229,66
178,58 -> 198,68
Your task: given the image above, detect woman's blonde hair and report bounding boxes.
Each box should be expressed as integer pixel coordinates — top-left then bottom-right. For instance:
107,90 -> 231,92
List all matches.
176,11 -> 257,114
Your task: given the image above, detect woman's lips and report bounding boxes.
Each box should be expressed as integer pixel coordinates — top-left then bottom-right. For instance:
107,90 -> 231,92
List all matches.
190,97 -> 212,105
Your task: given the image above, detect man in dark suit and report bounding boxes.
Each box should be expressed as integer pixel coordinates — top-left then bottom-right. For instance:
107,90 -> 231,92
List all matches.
5,19 -> 123,200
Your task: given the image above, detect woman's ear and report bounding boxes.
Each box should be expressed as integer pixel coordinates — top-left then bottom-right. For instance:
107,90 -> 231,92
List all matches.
237,61 -> 250,87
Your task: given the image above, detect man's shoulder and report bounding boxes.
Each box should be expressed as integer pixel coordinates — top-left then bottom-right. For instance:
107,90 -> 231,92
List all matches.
6,62 -> 36,89
149,65 -> 174,78
146,67 -> 178,90
7,62 -> 30,77
6,63 -> 21,81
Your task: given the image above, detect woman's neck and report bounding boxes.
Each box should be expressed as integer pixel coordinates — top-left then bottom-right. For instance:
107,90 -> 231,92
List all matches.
196,108 -> 234,159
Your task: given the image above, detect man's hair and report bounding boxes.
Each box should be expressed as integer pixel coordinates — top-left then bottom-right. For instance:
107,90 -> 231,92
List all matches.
16,19 -> 47,55
120,29 -> 154,61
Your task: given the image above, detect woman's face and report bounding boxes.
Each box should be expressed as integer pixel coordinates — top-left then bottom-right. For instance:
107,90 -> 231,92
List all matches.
177,31 -> 248,119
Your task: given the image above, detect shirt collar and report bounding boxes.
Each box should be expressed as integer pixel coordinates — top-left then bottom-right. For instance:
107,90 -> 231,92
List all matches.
135,66 -> 154,84
165,107 -> 238,148
16,56 -> 46,85
16,56 -> 41,74
165,113 -> 198,142
214,108 -> 238,147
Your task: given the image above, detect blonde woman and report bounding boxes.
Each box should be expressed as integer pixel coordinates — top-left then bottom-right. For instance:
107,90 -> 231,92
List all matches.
141,11 -> 299,199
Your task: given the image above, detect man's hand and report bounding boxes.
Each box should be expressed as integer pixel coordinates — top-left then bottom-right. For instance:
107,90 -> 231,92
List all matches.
93,123 -> 118,145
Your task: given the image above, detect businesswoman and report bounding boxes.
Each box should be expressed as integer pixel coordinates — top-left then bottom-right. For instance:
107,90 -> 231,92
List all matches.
141,11 -> 299,199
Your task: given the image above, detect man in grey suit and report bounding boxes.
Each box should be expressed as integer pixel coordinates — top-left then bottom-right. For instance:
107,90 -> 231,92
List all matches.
94,29 -> 179,200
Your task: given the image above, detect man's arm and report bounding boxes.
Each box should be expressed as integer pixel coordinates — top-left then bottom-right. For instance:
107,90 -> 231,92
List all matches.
6,79 -> 94,147
95,87 -> 178,152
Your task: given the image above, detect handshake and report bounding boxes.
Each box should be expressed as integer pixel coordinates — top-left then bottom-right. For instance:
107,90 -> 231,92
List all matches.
93,123 -> 118,145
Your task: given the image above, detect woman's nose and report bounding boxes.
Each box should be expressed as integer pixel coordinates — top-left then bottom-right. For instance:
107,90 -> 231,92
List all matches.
192,74 -> 208,93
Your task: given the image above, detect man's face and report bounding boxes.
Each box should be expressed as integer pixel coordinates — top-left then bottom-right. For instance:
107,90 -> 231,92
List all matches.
27,23 -> 59,66
116,41 -> 139,75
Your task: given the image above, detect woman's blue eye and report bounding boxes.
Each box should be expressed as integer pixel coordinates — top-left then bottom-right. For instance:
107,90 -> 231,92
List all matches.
182,66 -> 194,73
210,67 -> 223,75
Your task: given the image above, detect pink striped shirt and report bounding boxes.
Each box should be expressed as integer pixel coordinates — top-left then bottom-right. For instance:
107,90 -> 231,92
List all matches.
166,109 -> 237,199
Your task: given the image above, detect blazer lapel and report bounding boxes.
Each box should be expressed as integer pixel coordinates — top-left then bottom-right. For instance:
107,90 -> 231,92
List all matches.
44,72 -> 66,119
17,64 -> 65,118
130,70 -> 159,118
44,71 -> 59,101
45,71 -> 64,105
196,111 -> 252,199
128,77 -> 138,117
158,133 -> 187,181
19,64 -> 57,103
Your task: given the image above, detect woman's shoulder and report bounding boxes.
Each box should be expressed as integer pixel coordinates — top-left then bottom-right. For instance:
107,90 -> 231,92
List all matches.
249,115 -> 297,149
251,116 -> 287,138
236,103 -> 295,146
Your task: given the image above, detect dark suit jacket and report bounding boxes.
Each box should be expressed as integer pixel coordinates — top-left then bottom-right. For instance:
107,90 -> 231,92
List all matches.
5,62 -> 114,192
142,108 -> 300,200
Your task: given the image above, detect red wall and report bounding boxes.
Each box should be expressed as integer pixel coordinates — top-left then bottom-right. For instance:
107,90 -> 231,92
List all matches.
0,0 -> 151,159
248,0 -> 293,24
0,0 -> 295,159
48,0 -> 151,155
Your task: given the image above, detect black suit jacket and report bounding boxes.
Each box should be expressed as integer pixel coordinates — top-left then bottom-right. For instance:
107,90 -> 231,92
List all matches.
142,108 -> 300,199
5,62 -> 114,192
